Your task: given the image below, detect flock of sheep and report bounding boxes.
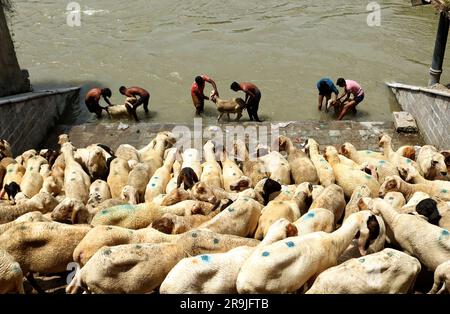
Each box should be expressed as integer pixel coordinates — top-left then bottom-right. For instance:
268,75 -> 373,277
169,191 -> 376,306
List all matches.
0,131 -> 449,294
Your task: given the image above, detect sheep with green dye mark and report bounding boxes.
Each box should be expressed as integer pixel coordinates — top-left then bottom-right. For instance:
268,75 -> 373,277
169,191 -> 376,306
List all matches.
0,191 -> 58,224
255,183 -> 312,240
0,248 -> 24,294
199,194 -> 263,237
90,200 -> 215,230
428,260 -> 450,294
144,148 -> 177,203
0,222 -> 91,292
293,208 -> 335,238
237,211 -> 379,293
307,249 -> 421,294
160,219 -> 297,294
68,229 -> 259,294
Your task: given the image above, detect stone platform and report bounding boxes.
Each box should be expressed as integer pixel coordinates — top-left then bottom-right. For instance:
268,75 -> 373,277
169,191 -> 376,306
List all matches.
40,120 -> 425,152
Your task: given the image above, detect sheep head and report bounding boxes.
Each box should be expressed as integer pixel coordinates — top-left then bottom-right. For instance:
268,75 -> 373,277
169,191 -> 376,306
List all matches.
264,218 -> 298,243
324,146 -> 340,165
58,134 -> 70,146
121,185 -> 139,205
379,176 -> 402,197
340,142 -> 355,158
230,176 -> 252,192
378,134 -> 392,148
152,217 -> 175,235
161,188 -> 191,206
431,153 -> 447,177
356,211 -> 385,256
209,90 -> 218,103
51,198 -> 85,224
191,182 -> 218,204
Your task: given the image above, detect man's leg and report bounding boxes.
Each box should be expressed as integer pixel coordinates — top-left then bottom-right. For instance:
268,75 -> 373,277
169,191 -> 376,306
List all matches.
252,96 -> 262,122
126,103 -> 139,122
143,96 -> 150,113
337,100 -> 356,120
247,103 -> 254,121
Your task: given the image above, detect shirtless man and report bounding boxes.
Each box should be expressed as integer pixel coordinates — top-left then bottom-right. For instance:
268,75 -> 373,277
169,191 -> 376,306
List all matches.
331,78 -> 365,120
85,88 -> 113,118
191,75 -> 218,116
230,81 -> 262,122
119,86 -> 151,122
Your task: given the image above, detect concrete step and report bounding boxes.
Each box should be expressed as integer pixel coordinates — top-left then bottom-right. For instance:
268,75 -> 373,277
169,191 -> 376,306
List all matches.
40,120 -> 425,153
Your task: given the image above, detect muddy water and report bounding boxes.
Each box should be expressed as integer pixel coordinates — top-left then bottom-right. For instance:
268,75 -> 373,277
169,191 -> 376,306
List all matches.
8,0 -> 449,123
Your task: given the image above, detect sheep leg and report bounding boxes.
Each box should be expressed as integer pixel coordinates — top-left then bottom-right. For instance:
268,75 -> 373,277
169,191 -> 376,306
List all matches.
26,273 -> 46,294
217,113 -> 224,122
227,113 -> 231,121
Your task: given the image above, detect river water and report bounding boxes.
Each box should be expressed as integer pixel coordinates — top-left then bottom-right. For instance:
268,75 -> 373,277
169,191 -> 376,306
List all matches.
8,0 -> 450,123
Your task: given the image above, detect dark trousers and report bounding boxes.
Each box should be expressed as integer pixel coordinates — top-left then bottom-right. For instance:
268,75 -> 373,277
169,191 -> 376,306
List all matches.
247,92 -> 261,122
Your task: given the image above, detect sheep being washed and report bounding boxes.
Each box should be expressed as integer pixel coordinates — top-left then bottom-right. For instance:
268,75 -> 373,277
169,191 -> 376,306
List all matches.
209,90 -> 247,122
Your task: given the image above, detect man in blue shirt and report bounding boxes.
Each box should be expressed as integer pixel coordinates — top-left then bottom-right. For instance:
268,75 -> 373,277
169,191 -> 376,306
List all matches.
316,78 -> 339,111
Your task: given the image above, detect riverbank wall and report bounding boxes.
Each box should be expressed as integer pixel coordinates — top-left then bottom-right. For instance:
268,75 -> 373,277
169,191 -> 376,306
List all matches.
388,82 -> 450,150
0,87 -> 80,156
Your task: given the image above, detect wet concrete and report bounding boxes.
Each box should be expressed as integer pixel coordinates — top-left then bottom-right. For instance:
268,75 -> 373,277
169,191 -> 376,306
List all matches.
41,120 -> 425,152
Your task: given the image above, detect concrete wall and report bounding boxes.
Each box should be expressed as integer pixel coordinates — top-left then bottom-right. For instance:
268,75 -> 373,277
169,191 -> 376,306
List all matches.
0,6 -> 31,97
0,87 -> 80,156
389,83 -> 450,150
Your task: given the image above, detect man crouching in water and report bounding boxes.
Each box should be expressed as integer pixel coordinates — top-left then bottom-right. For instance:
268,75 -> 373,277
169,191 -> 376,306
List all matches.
85,87 -> 113,118
119,86 -> 151,122
191,75 -> 219,116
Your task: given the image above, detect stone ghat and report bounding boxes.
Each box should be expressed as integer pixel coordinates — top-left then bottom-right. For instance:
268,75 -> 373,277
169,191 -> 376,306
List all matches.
40,120 -> 425,153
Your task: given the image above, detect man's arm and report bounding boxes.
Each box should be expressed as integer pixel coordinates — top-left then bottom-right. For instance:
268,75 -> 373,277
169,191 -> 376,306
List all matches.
337,91 -> 349,101
205,78 -> 219,96
244,89 -> 256,99
318,95 -> 324,110
195,90 -> 208,101
103,95 -> 113,106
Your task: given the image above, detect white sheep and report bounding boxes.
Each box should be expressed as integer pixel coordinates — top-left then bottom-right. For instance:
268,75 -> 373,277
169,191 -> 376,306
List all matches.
67,229 -> 259,294
428,260 -> 450,294
307,248 -> 421,294
360,197 -> 450,271
379,175 -> 450,202
236,211 -> 379,293
306,138 -> 335,187
254,183 -> 312,239
293,208 -> 335,238
278,136 -> 319,185
324,146 -> 380,198
0,248 -> 24,294
416,145 -> 448,180
160,219 -> 297,294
